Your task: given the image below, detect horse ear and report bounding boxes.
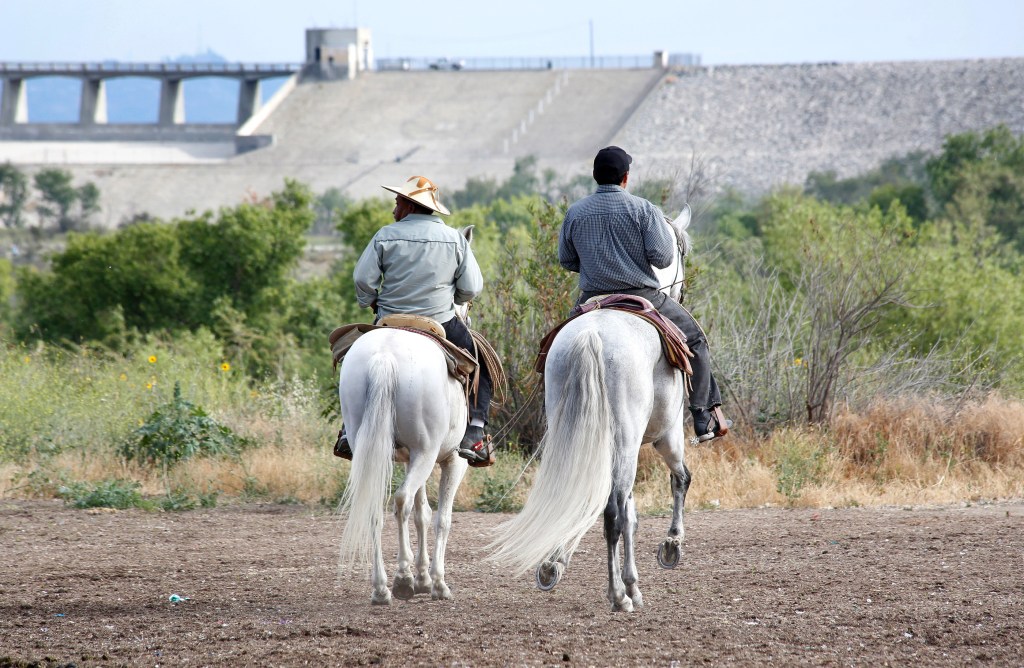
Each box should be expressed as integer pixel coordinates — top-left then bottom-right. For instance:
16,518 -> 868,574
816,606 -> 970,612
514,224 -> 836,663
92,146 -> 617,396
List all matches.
461,225 -> 475,245
672,203 -> 691,231
666,204 -> 693,258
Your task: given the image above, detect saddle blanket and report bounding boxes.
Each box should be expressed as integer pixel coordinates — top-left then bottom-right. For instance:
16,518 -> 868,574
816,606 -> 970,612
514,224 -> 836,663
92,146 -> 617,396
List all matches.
535,294 -> 693,376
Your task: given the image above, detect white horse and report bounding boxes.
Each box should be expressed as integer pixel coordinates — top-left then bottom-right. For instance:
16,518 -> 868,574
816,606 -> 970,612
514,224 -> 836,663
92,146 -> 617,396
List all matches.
336,233 -> 475,605
487,205 -> 693,612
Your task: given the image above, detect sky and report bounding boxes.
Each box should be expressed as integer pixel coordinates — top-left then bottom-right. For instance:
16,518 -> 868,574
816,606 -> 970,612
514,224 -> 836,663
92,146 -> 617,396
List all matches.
0,0 -> 1021,66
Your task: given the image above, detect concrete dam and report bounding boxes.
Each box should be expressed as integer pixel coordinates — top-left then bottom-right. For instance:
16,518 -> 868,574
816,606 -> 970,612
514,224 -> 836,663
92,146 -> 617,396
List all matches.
2,54 -> 1022,227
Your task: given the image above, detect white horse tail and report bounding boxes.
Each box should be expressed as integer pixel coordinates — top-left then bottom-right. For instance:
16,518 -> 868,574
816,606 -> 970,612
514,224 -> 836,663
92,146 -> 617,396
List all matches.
338,353 -> 398,571
487,328 -> 613,575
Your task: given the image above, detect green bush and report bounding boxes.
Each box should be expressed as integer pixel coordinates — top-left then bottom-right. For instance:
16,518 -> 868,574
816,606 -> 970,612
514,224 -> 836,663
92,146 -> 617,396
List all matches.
120,381 -> 253,468
58,478 -> 145,509
14,180 -> 314,353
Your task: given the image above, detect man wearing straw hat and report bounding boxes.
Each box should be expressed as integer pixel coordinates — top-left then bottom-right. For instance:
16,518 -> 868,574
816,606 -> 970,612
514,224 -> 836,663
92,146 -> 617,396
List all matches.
335,175 -> 495,466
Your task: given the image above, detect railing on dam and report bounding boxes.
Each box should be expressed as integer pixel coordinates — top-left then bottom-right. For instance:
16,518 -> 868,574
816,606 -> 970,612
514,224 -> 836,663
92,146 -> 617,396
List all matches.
376,53 -> 702,71
0,62 -> 301,79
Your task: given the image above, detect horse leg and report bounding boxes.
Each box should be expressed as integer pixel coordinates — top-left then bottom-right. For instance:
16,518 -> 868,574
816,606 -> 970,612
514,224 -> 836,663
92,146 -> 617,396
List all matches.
370,525 -> 392,605
604,491 -> 632,612
654,429 -> 691,569
621,490 -> 644,609
431,454 -> 468,600
391,465 -> 418,601
606,436 -> 643,612
412,485 -> 433,594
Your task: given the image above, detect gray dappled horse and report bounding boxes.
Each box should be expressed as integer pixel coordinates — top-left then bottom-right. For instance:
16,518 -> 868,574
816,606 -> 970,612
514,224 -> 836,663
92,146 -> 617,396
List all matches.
487,206 -> 692,612
336,230 -> 475,605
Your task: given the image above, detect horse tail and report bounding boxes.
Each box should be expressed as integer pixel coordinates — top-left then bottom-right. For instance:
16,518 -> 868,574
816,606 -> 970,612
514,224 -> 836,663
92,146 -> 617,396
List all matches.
338,352 -> 397,571
486,328 -> 613,575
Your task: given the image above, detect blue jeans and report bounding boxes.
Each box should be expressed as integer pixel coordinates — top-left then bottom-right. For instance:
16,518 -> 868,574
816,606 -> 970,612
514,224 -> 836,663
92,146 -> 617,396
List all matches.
441,316 -> 493,423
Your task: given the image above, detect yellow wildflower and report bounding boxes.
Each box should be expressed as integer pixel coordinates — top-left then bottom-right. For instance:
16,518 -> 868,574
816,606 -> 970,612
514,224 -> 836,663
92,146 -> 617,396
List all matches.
220,362 -> 231,372
148,355 -> 157,364
119,373 -> 128,382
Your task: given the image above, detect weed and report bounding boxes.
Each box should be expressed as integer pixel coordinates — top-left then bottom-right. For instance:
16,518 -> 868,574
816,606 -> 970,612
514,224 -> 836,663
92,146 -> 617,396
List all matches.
772,433 -> 828,501
58,479 -> 146,510
475,474 -> 522,513
199,491 -> 220,508
159,487 -> 198,512
240,475 -> 270,500
120,381 -> 253,468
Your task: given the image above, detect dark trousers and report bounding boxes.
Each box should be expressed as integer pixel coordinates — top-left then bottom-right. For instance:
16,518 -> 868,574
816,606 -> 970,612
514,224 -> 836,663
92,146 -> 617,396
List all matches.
442,316 -> 493,423
576,288 -> 722,412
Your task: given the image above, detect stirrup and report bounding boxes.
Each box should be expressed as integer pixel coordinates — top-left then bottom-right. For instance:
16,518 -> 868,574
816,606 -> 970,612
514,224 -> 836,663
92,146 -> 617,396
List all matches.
333,429 -> 353,460
690,407 -> 732,446
458,433 -> 495,468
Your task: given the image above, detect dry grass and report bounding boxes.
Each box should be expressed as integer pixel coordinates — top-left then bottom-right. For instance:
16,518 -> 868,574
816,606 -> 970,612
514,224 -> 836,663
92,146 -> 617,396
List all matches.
2,392 -> 1022,512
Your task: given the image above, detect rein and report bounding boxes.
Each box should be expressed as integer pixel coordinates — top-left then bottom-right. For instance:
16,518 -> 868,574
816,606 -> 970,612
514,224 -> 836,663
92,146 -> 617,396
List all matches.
478,376 -> 544,509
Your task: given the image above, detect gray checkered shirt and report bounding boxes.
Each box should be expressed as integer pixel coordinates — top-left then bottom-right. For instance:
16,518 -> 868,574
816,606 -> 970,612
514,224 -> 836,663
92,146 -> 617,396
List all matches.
558,184 -> 674,293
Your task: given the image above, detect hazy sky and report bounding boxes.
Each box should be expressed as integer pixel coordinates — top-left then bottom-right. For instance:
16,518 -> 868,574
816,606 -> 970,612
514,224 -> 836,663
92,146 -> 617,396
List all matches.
0,0 -> 1021,65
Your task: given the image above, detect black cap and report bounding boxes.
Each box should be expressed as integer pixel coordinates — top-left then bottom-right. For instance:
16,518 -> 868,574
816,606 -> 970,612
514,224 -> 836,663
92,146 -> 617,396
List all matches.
593,146 -> 633,184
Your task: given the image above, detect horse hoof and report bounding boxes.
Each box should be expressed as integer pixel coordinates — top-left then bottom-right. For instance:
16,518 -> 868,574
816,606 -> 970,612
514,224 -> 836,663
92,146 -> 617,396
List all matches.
629,590 -> 645,609
431,582 -> 452,600
610,598 -> 635,613
657,539 -> 681,569
414,577 -> 433,595
535,561 -> 563,591
371,590 -> 392,606
392,576 -> 416,601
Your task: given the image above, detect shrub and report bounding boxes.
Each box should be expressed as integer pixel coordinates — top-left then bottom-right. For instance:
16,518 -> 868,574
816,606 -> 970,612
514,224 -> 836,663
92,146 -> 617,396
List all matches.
120,381 -> 252,468
58,478 -> 145,509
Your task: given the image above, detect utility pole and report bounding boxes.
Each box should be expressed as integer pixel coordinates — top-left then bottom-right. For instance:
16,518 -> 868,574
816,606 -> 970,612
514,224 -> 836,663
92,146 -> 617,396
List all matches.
589,20 -> 594,68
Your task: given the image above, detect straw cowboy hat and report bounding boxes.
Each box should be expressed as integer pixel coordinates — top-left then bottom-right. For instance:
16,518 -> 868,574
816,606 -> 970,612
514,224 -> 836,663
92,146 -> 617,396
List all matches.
382,175 -> 451,215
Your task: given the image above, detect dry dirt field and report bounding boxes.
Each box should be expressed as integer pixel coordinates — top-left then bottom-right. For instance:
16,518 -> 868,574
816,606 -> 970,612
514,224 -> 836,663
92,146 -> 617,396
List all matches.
1,499 -> 1022,667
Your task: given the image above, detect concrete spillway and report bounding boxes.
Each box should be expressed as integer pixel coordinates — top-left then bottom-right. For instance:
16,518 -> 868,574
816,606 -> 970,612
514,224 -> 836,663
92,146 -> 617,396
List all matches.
2,59 -> 1022,227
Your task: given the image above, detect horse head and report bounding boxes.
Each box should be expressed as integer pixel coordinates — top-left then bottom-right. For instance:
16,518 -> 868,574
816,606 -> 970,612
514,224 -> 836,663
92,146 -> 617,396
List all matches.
656,203 -> 692,303
456,225 -> 475,325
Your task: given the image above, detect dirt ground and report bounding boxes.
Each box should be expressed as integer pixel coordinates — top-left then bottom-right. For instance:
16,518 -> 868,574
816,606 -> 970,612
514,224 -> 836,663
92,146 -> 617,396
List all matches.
1,499 -> 1022,667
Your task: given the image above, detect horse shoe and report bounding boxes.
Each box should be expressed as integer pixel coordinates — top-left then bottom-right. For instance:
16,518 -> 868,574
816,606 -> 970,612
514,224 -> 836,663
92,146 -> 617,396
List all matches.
535,561 -> 564,591
657,538 -> 681,569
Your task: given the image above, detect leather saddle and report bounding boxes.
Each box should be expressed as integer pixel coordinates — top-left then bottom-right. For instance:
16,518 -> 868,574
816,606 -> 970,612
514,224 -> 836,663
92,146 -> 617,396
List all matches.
535,294 -> 693,376
329,315 -> 478,385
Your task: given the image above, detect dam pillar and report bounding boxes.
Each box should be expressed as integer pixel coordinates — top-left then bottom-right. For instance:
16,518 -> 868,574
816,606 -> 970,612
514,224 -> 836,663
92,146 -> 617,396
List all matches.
158,78 -> 185,126
236,78 -> 261,126
0,77 -> 28,126
79,77 -> 108,125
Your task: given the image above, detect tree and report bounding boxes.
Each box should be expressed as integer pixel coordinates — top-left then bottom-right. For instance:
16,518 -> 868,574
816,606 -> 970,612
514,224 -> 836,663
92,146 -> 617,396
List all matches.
805,152 -> 931,221
0,162 -> 29,229
15,222 -> 195,343
926,125 -> 1024,251
14,181 -> 315,350
759,193 -> 916,423
331,198 -> 395,323
33,168 -> 79,231
176,179 -> 315,323
312,187 -> 351,235
77,182 -> 101,226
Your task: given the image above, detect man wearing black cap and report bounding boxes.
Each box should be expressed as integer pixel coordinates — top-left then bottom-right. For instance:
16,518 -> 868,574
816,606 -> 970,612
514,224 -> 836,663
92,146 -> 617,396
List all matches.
558,146 -> 730,443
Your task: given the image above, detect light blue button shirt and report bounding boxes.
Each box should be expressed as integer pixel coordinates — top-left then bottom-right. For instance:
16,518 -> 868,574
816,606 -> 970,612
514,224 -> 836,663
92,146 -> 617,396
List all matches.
353,213 -> 483,322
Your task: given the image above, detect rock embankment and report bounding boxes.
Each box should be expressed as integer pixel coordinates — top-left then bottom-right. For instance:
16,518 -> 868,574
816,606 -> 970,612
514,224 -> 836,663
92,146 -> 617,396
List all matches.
618,58 -> 1024,193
